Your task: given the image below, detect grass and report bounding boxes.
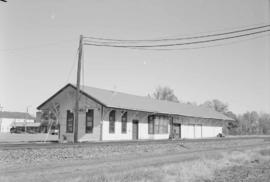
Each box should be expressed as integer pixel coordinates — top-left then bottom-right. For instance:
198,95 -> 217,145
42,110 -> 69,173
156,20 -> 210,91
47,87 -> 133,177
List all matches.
81,146 -> 270,182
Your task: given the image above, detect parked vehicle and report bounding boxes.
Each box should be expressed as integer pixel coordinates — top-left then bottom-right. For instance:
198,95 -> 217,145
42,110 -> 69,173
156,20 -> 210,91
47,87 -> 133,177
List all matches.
10,127 -> 23,134
217,133 -> 225,137
50,129 -> 59,135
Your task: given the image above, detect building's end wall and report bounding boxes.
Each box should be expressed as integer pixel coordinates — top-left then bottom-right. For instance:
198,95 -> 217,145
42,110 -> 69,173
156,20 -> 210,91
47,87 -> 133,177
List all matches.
38,86 -> 102,143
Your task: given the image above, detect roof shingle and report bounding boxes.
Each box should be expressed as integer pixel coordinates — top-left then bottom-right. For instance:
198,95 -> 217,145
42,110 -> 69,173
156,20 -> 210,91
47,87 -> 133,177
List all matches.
79,84 -> 233,121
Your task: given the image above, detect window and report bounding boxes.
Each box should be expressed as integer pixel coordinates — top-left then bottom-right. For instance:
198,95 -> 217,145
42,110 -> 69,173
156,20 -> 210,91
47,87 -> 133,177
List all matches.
148,115 -> 154,134
86,109 -> 94,133
109,110 -> 115,133
66,110 -> 74,133
149,115 -> 169,134
154,116 -> 161,134
121,112 -> 127,133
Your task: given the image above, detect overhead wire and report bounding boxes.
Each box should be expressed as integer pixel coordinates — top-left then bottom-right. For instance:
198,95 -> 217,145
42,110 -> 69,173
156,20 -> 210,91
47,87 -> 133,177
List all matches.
83,28 -> 270,48
66,48 -> 79,83
83,24 -> 270,43
125,33 -> 270,51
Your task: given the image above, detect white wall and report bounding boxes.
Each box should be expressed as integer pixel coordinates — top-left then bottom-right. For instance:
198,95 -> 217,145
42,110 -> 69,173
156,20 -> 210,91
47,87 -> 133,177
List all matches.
181,124 -> 195,139
102,110 -> 170,141
194,125 -> 202,138
0,118 -> 34,133
202,126 -> 222,138
181,124 -> 222,139
102,110 -> 132,141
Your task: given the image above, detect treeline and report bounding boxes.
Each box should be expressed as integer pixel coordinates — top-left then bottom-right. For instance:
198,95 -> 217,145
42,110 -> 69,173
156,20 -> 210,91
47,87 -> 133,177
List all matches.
198,100 -> 270,135
150,86 -> 270,135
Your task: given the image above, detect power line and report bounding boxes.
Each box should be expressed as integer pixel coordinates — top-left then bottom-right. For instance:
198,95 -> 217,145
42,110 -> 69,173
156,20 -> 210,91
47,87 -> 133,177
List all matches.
83,24 -> 270,43
127,33 -> 270,51
83,29 -> 270,48
66,49 -> 79,83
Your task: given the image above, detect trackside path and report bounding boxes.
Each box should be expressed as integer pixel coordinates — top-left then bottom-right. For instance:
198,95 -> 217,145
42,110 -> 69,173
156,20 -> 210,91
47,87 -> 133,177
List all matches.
0,137 -> 270,182
0,135 -> 269,150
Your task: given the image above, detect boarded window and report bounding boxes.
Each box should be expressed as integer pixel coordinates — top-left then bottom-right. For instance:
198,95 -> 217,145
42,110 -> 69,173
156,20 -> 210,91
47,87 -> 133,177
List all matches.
121,112 -> 127,133
66,110 -> 74,133
148,115 -> 154,134
86,109 -> 94,133
109,110 -> 115,133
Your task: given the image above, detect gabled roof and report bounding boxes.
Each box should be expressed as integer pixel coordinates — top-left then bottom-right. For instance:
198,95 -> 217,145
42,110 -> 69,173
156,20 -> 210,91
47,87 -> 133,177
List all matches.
0,111 -> 35,120
38,83 -> 234,121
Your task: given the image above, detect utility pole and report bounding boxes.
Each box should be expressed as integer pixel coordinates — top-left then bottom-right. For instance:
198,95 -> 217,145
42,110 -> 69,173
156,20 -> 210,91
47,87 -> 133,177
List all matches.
25,106 -> 31,133
74,35 -> 83,143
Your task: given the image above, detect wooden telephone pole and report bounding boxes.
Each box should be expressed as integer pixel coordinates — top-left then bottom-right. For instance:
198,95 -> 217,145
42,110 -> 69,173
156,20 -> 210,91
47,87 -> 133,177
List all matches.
74,35 -> 83,143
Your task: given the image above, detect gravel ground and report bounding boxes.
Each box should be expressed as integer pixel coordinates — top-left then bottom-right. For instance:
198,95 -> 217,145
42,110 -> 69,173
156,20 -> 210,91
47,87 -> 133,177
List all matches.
211,160 -> 270,182
1,138 -> 270,182
0,133 -> 58,143
0,138 -> 266,168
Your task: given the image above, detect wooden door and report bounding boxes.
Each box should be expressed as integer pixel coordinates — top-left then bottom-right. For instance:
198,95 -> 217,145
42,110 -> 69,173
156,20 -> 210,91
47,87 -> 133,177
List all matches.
173,124 -> 181,139
132,120 -> 139,140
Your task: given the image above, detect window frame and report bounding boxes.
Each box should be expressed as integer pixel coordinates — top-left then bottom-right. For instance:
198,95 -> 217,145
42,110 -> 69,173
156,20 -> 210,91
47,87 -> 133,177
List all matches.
66,110 -> 74,133
121,112 -> 127,133
109,110 -> 115,133
148,115 -> 169,134
85,109 -> 94,133
148,115 -> 154,134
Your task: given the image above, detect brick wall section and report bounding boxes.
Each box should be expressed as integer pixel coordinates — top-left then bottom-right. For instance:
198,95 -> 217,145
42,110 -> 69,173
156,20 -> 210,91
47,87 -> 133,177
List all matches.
39,86 -> 101,143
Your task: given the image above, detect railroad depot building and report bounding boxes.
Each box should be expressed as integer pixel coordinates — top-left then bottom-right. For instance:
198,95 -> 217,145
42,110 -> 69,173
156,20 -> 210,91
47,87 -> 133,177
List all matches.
37,84 -> 233,143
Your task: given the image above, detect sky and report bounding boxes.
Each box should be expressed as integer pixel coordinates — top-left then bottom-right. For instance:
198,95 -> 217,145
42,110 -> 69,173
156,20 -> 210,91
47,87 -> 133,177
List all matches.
0,0 -> 270,116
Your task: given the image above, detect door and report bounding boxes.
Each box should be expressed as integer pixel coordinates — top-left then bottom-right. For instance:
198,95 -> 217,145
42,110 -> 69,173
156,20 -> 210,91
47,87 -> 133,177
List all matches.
132,120 -> 139,140
173,124 -> 181,139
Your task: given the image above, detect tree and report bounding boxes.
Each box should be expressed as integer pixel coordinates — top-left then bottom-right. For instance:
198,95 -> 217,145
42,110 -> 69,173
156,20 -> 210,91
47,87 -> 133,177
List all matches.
40,102 -> 61,141
201,99 -> 238,135
201,99 -> 228,113
242,111 -> 259,134
259,113 -> 270,134
150,86 -> 179,103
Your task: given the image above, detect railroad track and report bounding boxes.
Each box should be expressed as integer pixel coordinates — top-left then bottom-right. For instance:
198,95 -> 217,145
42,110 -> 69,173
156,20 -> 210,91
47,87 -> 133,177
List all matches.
0,135 -> 269,150
1,141 -> 270,177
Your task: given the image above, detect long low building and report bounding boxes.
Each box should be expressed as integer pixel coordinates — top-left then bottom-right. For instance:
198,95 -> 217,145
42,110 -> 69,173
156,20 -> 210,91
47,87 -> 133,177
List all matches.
0,111 -> 35,133
37,84 -> 233,143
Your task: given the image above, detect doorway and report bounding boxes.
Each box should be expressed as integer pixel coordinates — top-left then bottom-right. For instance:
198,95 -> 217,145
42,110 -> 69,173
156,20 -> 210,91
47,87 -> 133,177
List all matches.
173,123 -> 181,139
132,120 -> 139,140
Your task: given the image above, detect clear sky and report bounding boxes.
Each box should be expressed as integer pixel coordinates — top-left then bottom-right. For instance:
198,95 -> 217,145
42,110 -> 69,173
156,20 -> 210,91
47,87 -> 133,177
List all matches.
1,0 -> 270,115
